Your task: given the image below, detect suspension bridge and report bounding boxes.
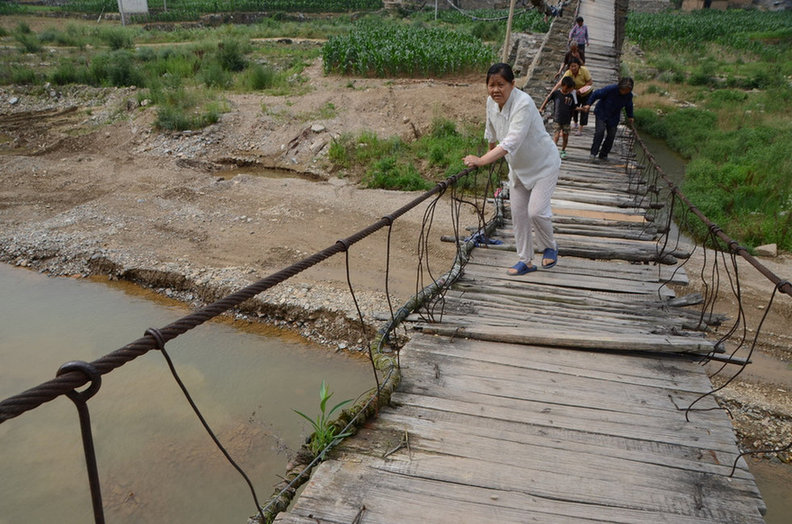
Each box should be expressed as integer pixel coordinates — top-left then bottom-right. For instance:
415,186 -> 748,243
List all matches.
268,1 -> 771,522
1,1 -> 787,523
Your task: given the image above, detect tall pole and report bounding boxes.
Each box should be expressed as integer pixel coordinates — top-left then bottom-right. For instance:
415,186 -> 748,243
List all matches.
501,0 -> 518,63
116,0 -> 126,26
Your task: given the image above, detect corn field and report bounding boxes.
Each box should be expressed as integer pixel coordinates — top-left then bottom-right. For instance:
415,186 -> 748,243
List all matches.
323,22 -> 495,77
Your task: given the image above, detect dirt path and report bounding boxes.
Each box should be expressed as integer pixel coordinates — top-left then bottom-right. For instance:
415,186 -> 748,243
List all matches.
1,60 -> 790,464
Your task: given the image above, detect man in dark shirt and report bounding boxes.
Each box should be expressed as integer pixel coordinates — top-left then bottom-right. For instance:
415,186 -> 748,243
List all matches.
583,77 -> 635,163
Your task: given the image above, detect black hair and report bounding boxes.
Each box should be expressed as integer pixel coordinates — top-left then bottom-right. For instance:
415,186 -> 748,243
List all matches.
568,57 -> 582,66
618,77 -> 634,90
486,63 -> 515,84
561,76 -> 575,88
576,16 -> 584,23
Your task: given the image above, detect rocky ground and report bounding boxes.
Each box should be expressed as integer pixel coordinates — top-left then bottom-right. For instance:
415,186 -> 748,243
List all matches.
1,52 -> 790,467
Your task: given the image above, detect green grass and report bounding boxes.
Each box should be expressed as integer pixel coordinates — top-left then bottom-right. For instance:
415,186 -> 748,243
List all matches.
328,118 -> 491,191
626,9 -> 792,252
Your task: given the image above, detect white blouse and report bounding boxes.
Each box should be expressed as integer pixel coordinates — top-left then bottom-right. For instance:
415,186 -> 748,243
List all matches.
484,87 -> 560,189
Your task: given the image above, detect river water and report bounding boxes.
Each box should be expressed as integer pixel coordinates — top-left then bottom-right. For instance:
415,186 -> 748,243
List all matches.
0,263 -> 372,524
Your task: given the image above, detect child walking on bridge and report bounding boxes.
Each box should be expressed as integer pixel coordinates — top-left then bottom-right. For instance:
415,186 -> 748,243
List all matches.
540,76 -> 578,160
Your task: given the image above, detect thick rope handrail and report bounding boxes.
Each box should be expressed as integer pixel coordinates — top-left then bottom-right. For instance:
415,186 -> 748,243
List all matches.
0,167 -> 476,425
632,129 -> 792,298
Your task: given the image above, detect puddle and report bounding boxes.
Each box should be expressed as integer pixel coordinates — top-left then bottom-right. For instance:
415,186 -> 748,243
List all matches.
215,164 -> 325,183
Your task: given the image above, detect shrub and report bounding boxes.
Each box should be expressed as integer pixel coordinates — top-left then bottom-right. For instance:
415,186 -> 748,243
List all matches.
89,50 -> 143,87
0,65 -> 38,85
364,156 -> 432,191
703,89 -> 748,111
155,101 -> 220,131
215,39 -> 248,72
14,31 -> 42,54
50,63 -> 92,85
95,26 -> 135,50
244,63 -> 276,90
199,60 -> 232,88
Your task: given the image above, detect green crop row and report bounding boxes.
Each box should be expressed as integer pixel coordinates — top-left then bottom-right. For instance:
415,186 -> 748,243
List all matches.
627,10 -> 792,55
58,0 -> 382,14
323,21 -> 495,77
413,7 -> 550,34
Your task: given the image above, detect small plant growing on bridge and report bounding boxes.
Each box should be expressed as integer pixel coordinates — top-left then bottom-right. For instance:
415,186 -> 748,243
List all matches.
294,380 -> 353,457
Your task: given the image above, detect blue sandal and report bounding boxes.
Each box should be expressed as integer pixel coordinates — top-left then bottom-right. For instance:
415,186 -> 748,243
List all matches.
542,248 -> 558,269
507,261 -> 538,276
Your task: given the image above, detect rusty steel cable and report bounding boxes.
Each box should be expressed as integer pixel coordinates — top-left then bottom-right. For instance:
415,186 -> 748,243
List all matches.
632,131 -> 792,299
0,167 -> 477,425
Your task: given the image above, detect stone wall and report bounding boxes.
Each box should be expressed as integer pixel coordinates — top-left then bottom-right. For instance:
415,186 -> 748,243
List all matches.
517,0 -> 580,99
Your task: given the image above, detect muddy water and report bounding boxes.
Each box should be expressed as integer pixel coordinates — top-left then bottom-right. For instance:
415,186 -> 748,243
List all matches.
0,263 -> 372,524
641,134 -> 792,522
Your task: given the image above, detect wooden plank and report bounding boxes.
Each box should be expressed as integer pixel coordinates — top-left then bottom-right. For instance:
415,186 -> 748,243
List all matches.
363,405 -> 756,480
272,515 -> 325,524
289,459 -> 746,524
461,263 -> 675,296
404,335 -> 715,393
471,232 -> 684,263
388,391 -> 740,460
398,346 -> 729,427
414,324 -> 715,355
359,452 -> 764,522
339,414 -> 760,496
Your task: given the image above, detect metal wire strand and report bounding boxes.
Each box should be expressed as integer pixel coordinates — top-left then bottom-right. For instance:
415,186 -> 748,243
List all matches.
685,283 -> 781,422
343,248 -> 381,394
152,331 -> 265,523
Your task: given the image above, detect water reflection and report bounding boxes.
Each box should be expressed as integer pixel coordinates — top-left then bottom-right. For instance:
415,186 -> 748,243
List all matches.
0,263 -> 372,523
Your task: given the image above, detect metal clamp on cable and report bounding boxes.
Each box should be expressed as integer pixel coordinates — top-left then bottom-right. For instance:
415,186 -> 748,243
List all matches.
728,240 -> 742,253
777,280 -> 792,293
335,238 -> 351,252
56,361 -> 102,402
708,224 -> 722,235
145,327 -> 166,351
381,214 -> 394,226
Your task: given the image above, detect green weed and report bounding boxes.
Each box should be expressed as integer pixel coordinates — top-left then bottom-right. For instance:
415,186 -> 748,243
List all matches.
293,380 -> 353,458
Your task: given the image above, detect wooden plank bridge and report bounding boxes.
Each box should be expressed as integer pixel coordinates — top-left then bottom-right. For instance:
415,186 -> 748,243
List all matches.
273,1 -> 767,522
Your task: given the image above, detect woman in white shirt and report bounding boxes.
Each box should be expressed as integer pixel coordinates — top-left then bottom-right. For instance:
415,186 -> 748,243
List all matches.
463,63 -> 560,275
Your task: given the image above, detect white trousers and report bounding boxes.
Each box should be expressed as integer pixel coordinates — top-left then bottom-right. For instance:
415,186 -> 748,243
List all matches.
510,174 -> 558,265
